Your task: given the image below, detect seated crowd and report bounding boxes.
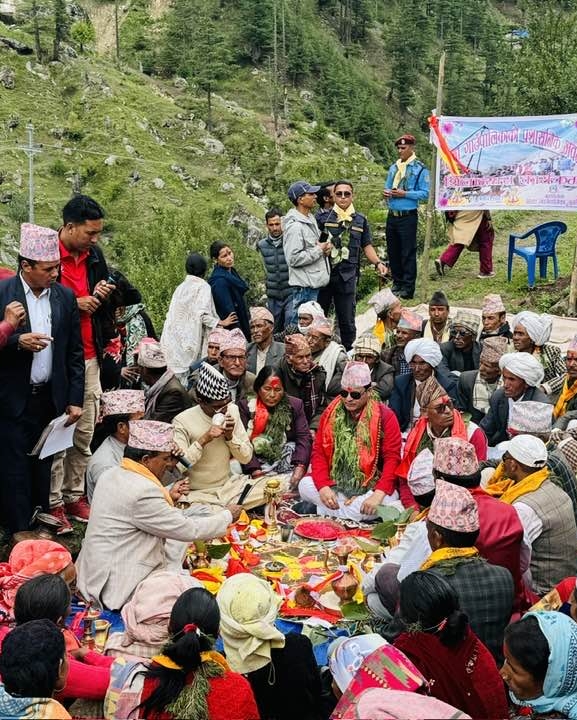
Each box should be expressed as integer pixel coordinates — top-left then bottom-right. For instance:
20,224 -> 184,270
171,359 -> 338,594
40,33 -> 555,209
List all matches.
3,188 -> 577,720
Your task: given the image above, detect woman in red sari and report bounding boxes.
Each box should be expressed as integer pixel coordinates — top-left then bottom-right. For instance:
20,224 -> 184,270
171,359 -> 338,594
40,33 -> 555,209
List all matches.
393,570 -> 508,720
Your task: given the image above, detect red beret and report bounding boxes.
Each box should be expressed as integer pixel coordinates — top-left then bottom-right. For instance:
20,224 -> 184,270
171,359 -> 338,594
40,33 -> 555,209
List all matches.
395,134 -> 416,147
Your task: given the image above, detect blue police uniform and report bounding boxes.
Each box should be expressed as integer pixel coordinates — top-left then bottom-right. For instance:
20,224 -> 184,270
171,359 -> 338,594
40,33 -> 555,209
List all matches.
316,207 -> 372,349
384,159 -> 429,298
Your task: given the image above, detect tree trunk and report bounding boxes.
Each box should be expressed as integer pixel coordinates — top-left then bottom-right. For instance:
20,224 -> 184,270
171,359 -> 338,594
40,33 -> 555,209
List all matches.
207,85 -> 213,130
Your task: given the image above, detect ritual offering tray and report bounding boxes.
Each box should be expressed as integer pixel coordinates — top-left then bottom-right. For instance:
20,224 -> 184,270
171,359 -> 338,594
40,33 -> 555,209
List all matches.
293,517 -> 344,541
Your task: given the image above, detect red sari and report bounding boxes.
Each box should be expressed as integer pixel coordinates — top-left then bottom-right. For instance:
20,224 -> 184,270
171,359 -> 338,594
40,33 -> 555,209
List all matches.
394,627 -> 508,720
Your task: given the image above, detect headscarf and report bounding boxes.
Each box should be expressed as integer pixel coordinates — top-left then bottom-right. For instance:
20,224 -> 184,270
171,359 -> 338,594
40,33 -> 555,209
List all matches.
297,301 -> 325,335
217,573 -> 285,674
513,311 -> 553,347
404,338 -> 442,367
328,634 -> 387,692
336,688 -> 471,720
0,540 -> 72,617
415,376 -> 446,410
109,572 -> 201,655
499,352 -> 545,387
508,611 -> 577,719
331,644 -> 427,720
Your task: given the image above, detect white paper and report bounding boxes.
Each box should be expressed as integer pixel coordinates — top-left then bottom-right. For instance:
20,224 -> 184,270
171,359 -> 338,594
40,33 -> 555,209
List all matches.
38,414 -> 75,459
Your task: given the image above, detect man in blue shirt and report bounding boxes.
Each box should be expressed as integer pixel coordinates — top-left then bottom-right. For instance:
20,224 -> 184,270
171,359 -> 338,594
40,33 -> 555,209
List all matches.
384,134 -> 430,300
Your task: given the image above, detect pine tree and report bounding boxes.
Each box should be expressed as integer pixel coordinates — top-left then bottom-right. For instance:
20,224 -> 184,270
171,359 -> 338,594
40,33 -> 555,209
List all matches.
237,0 -> 273,63
52,0 -> 68,60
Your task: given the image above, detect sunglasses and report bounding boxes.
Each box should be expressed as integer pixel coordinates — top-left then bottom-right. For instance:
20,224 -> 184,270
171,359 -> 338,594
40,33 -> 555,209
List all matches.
451,329 -> 473,338
430,401 -> 453,414
340,389 -> 366,400
335,191 -> 352,197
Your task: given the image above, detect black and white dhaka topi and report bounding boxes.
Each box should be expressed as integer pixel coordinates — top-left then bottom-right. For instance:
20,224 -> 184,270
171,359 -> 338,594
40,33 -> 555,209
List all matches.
196,362 -> 231,401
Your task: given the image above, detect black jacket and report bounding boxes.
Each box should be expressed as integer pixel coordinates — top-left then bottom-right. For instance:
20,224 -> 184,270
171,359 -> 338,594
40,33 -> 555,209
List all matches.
439,339 -> 481,373
316,207 -> 372,284
480,386 -> 553,446
0,275 -> 85,418
389,367 -> 458,432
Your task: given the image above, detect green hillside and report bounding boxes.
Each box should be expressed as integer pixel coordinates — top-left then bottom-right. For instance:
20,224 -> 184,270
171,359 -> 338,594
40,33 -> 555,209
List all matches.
1,0 -> 577,325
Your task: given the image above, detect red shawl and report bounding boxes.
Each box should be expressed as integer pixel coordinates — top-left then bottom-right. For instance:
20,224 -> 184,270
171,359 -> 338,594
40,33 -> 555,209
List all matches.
394,627 -> 508,720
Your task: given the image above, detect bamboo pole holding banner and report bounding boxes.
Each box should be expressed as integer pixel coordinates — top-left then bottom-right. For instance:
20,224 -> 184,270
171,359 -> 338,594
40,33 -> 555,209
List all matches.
569,243 -> 577,316
420,51 -> 445,302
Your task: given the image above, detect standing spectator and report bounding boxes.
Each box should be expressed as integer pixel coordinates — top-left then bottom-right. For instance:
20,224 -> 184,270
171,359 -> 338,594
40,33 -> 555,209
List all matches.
383,134 -> 429,299
208,242 -> 251,341
422,290 -> 451,344
0,224 -> 84,542
283,180 -> 331,322
51,194 -> 113,530
314,181 -> 337,216
246,306 -> 285,375
257,208 -> 293,332
317,180 -> 387,349
436,210 -> 495,279
161,252 -> 234,387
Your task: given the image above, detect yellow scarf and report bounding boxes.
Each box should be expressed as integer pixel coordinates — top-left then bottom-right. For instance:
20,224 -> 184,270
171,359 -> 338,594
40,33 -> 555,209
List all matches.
485,464 -> 549,505
554,377 -> 577,419
121,457 -> 174,506
333,202 -> 356,223
420,546 -> 478,571
152,650 -> 230,672
393,153 -> 417,188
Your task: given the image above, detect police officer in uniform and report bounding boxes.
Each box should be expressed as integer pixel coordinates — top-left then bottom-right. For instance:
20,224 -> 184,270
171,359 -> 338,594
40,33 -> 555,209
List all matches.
317,179 -> 386,350
384,134 -> 429,300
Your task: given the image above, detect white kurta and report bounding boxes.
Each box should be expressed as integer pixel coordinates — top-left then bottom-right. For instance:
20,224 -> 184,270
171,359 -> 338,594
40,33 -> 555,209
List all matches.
161,275 -> 220,374
76,464 -> 232,610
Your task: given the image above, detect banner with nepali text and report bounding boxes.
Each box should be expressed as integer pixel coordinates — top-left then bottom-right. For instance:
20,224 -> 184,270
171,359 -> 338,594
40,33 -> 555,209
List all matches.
429,113 -> 577,211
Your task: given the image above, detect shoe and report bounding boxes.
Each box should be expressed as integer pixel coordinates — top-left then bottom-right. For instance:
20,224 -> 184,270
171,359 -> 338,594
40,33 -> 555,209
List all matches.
48,505 -> 74,534
477,271 -> 496,279
434,258 -> 445,277
64,497 -> 91,523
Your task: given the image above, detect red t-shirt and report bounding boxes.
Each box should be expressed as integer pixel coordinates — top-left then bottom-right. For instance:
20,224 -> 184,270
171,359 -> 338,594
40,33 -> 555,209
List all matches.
59,239 -> 96,360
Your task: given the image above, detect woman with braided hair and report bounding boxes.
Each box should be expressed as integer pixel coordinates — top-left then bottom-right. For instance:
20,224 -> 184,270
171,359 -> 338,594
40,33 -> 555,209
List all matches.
110,588 -> 258,720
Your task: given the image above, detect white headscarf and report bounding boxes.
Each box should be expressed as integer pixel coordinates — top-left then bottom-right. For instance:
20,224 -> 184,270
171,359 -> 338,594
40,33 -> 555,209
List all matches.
404,338 -> 442,367
217,574 -> 285,673
499,352 -> 545,387
513,311 -> 553,347
297,301 -> 325,335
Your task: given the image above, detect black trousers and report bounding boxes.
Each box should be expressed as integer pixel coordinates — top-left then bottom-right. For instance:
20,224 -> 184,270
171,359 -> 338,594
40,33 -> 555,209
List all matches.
385,212 -> 418,298
318,278 -> 357,350
0,387 -> 56,533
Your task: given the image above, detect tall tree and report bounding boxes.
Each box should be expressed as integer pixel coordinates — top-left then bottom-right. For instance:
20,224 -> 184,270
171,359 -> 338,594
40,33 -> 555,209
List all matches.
52,0 -> 68,60
237,0 -> 273,63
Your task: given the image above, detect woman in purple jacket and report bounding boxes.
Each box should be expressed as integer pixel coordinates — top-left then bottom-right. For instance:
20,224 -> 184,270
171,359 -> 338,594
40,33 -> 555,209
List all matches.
238,366 -> 312,490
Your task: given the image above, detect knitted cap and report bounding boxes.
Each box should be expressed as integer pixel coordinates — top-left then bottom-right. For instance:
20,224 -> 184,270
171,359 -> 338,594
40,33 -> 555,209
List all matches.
353,334 -> 381,357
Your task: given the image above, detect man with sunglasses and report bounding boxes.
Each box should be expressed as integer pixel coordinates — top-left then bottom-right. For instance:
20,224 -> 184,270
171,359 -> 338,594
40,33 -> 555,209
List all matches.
439,310 -> 481,375
298,360 -> 402,521
397,376 -> 487,509
317,180 -> 386,350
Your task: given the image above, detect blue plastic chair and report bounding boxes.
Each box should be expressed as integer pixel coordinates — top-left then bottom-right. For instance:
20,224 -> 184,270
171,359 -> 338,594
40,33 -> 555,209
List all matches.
507,221 -> 567,287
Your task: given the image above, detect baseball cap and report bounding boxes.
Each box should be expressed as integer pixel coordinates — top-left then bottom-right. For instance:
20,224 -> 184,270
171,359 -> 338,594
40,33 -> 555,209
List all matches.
288,180 -> 321,203
502,434 -> 548,468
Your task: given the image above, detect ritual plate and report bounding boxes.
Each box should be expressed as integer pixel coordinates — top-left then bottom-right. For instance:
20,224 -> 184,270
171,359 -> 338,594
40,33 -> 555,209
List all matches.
293,518 -> 343,541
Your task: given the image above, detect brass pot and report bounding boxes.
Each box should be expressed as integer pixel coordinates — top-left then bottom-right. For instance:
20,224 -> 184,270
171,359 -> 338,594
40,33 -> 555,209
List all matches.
332,568 -> 358,602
